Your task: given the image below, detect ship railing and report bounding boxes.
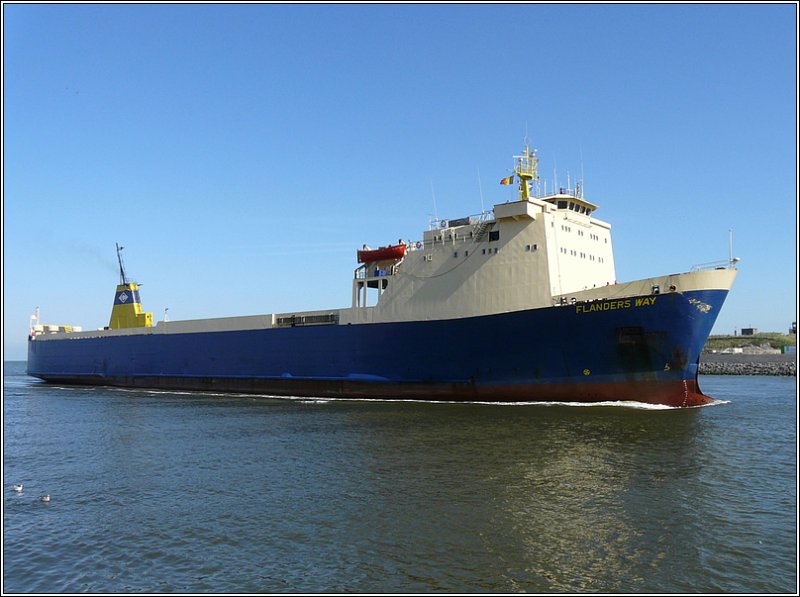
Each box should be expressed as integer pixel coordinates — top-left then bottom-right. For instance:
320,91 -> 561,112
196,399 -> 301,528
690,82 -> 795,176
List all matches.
690,259 -> 738,272
417,226 -> 494,248
427,210 -> 494,234
532,185 -> 582,200
275,313 -> 339,327
415,211 -> 496,250
354,263 -> 400,279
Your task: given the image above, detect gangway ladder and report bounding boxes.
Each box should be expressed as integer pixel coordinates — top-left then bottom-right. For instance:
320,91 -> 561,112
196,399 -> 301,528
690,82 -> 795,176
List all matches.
473,220 -> 493,241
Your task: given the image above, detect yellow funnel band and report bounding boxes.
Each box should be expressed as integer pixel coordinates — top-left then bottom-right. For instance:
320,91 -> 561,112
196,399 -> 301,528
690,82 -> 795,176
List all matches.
109,283 -> 153,329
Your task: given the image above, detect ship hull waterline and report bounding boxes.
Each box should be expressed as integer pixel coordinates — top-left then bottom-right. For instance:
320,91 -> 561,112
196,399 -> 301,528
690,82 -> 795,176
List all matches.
28,374 -> 712,408
28,289 -> 728,408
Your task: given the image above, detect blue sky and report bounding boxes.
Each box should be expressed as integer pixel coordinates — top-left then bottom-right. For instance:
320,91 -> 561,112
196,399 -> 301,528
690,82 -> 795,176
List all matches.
3,3 -> 797,360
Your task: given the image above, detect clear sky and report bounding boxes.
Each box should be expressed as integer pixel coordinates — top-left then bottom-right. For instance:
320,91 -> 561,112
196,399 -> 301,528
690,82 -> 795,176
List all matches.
3,3 -> 797,360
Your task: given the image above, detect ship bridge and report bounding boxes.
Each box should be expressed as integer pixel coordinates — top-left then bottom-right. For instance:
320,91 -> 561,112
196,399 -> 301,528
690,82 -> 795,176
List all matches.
542,194 -> 598,217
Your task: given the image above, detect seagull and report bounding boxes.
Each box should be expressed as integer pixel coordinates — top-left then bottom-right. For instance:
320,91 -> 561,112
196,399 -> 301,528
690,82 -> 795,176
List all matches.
13,484 -> 23,493
39,495 -> 50,503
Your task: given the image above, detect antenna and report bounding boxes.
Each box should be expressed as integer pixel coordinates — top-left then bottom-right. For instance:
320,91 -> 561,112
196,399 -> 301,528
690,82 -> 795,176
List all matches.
29,307 -> 40,333
430,181 -> 439,225
116,242 -> 129,285
728,229 -> 741,268
728,228 -> 742,268
477,168 -> 485,214
553,157 -> 558,193
579,144 -> 585,198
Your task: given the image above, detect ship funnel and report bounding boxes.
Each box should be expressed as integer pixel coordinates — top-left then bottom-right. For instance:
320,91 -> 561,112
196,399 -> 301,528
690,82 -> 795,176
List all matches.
108,244 -> 153,329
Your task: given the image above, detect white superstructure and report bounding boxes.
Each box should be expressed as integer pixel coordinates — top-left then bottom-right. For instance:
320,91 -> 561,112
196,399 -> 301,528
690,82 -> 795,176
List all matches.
345,195 -> 615,324
344,145 -> 615,324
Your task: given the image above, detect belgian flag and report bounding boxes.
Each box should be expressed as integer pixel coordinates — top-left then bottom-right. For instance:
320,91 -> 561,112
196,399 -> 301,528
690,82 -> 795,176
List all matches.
500,174 -> 514,185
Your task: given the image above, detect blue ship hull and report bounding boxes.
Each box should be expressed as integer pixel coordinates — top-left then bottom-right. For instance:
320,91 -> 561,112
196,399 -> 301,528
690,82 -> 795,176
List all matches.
27,289 -> 728,407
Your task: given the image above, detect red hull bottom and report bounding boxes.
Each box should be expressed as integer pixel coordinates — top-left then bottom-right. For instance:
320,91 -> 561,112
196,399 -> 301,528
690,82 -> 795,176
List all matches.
33,375 -> 713,408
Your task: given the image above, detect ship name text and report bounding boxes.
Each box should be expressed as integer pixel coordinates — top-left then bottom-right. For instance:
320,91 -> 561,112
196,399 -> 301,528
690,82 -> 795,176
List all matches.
575,296 -> 657,314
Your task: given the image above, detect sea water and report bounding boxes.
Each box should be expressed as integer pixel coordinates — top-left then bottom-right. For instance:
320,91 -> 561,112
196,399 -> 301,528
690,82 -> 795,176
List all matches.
3,362 -> 797,593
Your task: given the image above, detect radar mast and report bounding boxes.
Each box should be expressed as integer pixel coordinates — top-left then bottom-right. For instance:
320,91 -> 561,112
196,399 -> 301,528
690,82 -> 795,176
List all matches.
514,144 -> 539,201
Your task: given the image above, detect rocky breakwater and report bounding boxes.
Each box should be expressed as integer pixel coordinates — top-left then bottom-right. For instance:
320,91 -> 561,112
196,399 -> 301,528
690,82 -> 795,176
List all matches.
699,352 -> 796,376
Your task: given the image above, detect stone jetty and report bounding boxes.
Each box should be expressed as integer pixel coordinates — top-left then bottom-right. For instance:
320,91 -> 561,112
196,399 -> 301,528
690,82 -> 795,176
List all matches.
699,353 -> 796,376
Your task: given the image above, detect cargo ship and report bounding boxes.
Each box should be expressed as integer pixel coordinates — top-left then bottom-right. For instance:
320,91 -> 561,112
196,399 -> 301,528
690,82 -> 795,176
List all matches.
27,145 -> 737,407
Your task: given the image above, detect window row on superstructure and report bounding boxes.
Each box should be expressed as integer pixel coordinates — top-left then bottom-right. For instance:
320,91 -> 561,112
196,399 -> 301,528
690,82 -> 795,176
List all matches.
556,199 -> 594,216
559,224 -> 606,242
558,247 -> 606,262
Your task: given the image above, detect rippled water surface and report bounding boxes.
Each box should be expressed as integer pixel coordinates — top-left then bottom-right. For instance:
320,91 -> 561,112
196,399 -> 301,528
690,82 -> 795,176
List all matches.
3,362 -> 797,593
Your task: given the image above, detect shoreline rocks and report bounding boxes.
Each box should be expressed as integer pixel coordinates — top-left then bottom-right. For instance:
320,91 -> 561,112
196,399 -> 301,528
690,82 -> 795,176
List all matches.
699,353 -> 796,376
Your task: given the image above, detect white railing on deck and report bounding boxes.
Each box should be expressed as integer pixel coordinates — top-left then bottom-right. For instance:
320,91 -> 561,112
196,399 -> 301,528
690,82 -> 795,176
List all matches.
690,259 -> 738,272
408,210 -> 494,252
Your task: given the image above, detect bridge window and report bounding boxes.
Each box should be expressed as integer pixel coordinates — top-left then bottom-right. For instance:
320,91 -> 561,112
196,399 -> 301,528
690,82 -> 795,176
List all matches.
488,230 -> 500,242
